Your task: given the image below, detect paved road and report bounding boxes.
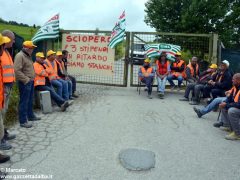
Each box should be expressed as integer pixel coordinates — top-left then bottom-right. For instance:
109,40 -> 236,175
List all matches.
1,85 -> 240,180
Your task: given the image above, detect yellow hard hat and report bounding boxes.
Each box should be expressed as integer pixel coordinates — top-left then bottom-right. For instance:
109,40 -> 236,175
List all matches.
35,52 -> 45,58
56,51 -> 62,56
209,64 -> 218,69
0,33 -> 10,46
23,41 -> 37,48
144,58 -> 150,63
47,50 -> 56,57
176,52 -> 182,56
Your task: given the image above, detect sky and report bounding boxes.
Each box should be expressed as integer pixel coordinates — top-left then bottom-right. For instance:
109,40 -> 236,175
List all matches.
0,0 -> 155,32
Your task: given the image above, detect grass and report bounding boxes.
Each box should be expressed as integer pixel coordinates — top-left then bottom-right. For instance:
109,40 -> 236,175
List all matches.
0,23 -> 38,40
0,23 -> 38,127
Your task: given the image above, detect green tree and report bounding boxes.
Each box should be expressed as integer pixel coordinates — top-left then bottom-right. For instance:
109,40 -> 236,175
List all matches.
144,0 -> 239,48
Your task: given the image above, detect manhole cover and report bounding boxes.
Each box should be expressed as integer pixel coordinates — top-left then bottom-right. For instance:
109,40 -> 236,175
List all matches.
119,148 -> 155,171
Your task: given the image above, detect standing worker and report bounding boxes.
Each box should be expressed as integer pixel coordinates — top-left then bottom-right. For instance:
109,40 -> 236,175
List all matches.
0,33 -> 11,165
0,30 -> 16,151
14,41 -> 41,128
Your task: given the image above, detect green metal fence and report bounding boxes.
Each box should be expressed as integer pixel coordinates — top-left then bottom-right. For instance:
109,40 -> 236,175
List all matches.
130,32 -> 215,86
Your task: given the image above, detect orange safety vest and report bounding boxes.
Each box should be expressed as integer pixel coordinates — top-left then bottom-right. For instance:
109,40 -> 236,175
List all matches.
140,66 -> 153,80
1,50 -> 15,83
186,63 -> 199,77
229,86 -> 240,103
156,60 -> 169,75
33,62 -> 52,87
0,59 -> 4,109
55,60 -> 65,76
171,59 -> 186,78
44,59 -> 59,81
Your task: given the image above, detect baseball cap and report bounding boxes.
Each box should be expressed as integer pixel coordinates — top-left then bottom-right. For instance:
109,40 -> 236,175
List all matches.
0,33 -> 10,46
47,50 -> 56,57
35,52 -> 45,58
23,41 -> 37,48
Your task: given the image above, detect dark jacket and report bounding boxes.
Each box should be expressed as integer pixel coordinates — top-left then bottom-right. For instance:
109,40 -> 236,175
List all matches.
198,71 -> 216,84
211,69 -> 232,90
56,62 -> 66,79
62,58 -> 68,71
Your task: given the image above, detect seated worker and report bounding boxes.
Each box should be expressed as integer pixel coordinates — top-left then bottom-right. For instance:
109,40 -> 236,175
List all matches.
155,52 -> 170,99
218,73 -> 240,140
62,50 -> 79,98
44,50 -> 69,101
55,51 -> 74,100
203,60 -> 232,102
138,58 -> 155,99
180,63 -> 218,105
33,52 -> 69,111
167,52 -> 186,91
185,56 -> 200,83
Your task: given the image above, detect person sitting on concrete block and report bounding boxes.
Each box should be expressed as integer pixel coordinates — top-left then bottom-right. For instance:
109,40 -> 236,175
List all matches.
33,52 -> 69,112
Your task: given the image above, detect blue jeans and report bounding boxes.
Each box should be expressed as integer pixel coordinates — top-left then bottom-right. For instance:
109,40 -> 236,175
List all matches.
51,79 -> 69,100
157,76 -> 167,93
18,80 -> 35,124
141,77 -> 154,95
68,75 -> 76,93
200,97 -> 227,115
66,79 -> 73,97
35,85 -> 65,107
167,74 -> 183,87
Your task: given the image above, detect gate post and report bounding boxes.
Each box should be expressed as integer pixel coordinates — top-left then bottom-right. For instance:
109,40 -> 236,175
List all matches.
212,33 -> 218,64
124,32 -> 130,87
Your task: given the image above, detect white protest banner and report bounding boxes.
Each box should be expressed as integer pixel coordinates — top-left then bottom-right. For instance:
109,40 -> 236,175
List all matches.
62,34 -> 115,76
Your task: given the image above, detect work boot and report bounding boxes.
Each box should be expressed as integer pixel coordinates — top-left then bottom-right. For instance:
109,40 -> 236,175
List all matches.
28,116 -> 41,121
0,154 -> 10,163
0,139 -> 12,150
147,93 -> 153,99
189,101 -> 199,105
60,101 -> 69,112
225,132 -> 240,140
177,86 -> 181,91
193,107 -> 203,118
159,93 -> 164,99
213,122 -> 223,128
4,129 -> 16,141
20,122 -> 32,128
68,100 -> 74,106
72,92 -> 79,98
219,126 -> 231,132
170,86 -> 175,91
179,97 -> 189,101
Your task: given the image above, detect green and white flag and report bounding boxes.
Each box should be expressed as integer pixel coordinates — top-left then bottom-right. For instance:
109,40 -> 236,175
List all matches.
144,43 -> 181,61
32,14 -> 59,43
108,11 -> 126,49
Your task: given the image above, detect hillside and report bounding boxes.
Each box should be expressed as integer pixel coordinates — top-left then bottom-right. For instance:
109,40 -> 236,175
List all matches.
0,22 -> 38,40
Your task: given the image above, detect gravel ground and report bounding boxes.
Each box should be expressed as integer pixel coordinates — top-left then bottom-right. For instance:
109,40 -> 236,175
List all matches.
1,84 -> 240,180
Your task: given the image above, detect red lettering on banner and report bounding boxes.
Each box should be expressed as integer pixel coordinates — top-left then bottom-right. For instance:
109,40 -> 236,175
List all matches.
68,54 -> 72,60
82,36 -> 88,42
94,36 -> 99,43
89,36 -> 94,42
100,36 -> 106,43
66,35 -> 72,42
87,63 -> 112,70
71,45 -> 77,52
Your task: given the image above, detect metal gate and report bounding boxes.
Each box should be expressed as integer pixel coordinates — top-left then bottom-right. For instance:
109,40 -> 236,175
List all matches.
130,32 -> 218,86
44,30 -> 130,87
